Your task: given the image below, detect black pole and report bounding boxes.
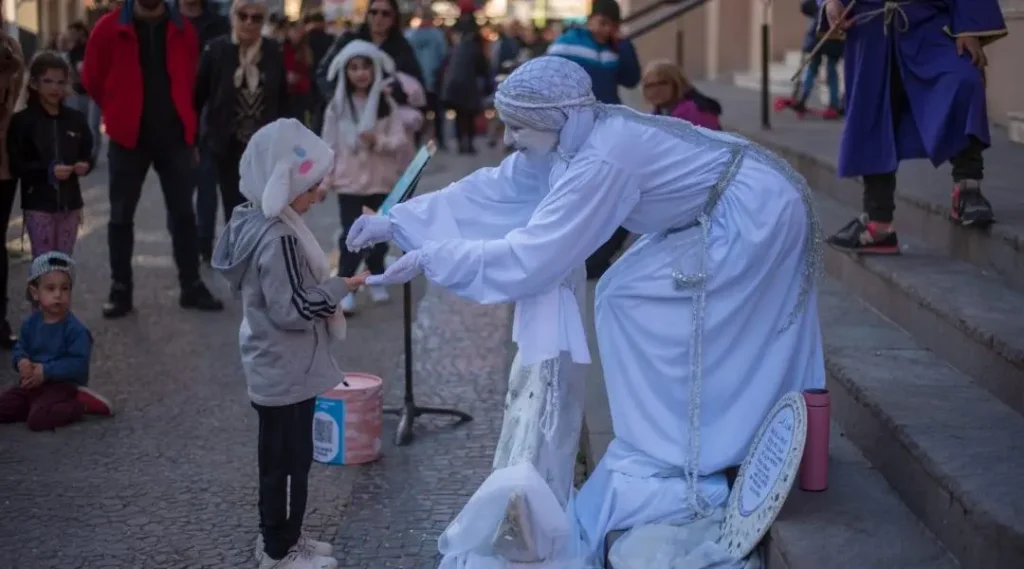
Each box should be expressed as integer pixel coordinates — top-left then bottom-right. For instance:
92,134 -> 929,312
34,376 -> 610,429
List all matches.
761,22 -> 771,129
383,172 -> 473,446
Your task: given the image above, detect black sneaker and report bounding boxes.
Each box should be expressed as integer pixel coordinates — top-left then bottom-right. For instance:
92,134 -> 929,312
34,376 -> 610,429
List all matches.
102,283 -> 134,319
950,180 -> 995,227
180,281 -> 224,312
0,320 -> 16,350
826,215 -> 901,255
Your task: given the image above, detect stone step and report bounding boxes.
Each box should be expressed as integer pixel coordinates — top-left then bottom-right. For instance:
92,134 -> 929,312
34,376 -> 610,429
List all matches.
814,191 -> 1024,416
767,425 -> 958,569
1010,111 -> 1024,144
817,275 -> 1024,569
784,50 -> 804,68
693,80 -> 1024,293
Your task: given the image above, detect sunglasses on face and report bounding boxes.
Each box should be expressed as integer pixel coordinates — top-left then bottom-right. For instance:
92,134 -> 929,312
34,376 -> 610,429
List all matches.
367,9 -> 394,18
235,11 -> 265,24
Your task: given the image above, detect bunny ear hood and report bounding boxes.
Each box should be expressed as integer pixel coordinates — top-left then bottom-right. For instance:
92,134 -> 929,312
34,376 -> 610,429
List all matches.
326,39 -> 387,83
239,118 -> 335,219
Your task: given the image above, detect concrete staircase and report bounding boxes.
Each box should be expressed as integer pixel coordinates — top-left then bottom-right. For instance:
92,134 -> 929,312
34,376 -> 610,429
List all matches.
691,80 -> 1024,569
1010,111 -> 1024,144
587,81 -> 1024,568
733,50 -> 845,107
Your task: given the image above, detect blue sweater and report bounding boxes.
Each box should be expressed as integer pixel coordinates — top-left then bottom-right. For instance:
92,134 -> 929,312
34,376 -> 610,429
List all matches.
11,311 -> 93,387
546,27 -> 642,105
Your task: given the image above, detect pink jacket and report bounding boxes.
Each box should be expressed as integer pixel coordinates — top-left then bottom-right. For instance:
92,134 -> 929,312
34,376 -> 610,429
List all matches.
657,97 -> 722,131
323,102 -> 413,196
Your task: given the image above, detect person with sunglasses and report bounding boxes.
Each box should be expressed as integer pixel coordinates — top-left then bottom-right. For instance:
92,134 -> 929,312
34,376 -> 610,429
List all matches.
194,0 -> 290,235
82,0 -> 224,318
314,0 -> 424,113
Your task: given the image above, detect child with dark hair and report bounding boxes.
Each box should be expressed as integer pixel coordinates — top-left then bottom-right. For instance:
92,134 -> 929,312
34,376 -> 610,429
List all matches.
0,252 -> 111,431
6,51 -> 94,258
322,39 -> 412,315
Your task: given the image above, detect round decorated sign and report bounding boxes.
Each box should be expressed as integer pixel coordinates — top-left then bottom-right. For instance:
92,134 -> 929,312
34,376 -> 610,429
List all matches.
719,391 -> 807,559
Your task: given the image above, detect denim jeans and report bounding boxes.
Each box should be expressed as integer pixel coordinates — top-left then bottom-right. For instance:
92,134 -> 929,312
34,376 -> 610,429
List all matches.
195,141 -> 219,256
799,52 -> 841,109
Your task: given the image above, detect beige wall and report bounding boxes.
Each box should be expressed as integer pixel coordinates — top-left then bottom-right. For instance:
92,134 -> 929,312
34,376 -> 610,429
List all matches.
985,5 -> 1024,126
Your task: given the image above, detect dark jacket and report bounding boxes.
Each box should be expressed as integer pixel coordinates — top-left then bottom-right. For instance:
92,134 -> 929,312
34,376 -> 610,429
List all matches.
194,36 -> 290,155
6,99 -> 94,212
442,35 -> 490,111
801,0 -> 843,57
315,29 -> 424,106
82,1 -> 199,148
187,0 -> 230,51
68,44 -> 87,95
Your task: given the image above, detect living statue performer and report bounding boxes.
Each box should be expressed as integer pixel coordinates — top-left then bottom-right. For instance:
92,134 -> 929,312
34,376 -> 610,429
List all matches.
820,0 -> 1007,255
345,57 -> 826,568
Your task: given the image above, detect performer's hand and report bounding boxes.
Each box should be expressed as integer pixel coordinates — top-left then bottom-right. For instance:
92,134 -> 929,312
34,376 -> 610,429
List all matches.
345,214 -> 393,252
824,0 -> 850,31
956,36 -> 987,68
365,251 -> 423,287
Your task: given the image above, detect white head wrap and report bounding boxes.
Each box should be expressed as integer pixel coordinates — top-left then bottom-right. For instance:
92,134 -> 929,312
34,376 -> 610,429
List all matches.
240,118 -> 348,339
325,40 -> 390,148
494,56 -> 598,159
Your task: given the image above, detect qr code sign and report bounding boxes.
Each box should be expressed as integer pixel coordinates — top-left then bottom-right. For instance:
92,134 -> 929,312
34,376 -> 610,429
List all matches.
314,418 -> 334,445
312,410 -> 341,463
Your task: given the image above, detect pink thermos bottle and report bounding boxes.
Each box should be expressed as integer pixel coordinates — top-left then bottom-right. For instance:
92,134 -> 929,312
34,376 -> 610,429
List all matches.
800,388 -> 830,492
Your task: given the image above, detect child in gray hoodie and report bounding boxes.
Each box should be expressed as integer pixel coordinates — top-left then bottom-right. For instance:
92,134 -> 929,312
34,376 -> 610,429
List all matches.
212,119 -> 367,569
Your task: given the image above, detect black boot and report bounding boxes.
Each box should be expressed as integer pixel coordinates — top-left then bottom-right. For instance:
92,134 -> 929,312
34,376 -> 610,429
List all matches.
102,283 -> 133,319
180,280 -> 224,312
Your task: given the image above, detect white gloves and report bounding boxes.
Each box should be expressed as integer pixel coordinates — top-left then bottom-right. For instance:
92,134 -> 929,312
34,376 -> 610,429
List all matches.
346,214 -> 394,251
365,250 -> 425,287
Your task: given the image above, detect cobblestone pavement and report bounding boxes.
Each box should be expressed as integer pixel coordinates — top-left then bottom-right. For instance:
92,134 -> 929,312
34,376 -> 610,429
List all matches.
0,145 -> 509,569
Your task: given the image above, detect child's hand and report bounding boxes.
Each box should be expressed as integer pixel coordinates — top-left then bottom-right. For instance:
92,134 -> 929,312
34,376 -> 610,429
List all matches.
73,161 -> 89,176
17,358 -> 32,378
20,364 -> 44,389
359,131 -> 377,147
53,164 -> 73,181
343,271 -> 371,292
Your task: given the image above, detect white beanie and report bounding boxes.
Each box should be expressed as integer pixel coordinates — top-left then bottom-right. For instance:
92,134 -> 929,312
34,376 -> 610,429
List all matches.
239,118 -> 335,219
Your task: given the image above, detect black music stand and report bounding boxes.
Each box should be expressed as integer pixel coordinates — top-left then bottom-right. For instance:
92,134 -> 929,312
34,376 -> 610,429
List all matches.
376,143 -> 473,446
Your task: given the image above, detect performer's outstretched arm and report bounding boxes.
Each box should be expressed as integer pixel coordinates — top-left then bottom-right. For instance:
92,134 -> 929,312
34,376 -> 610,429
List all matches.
389,151 -> 549,250
413,155 -> 640,305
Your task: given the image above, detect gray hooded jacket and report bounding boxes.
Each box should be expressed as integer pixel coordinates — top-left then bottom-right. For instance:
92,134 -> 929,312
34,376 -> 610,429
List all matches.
213,204 -> 349,407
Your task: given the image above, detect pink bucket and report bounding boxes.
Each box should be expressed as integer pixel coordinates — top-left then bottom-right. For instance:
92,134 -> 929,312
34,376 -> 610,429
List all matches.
312,372 -> 383,465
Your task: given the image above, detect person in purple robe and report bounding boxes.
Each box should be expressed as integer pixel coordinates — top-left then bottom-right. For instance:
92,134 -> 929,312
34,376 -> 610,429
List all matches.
819,0 -> 1007,255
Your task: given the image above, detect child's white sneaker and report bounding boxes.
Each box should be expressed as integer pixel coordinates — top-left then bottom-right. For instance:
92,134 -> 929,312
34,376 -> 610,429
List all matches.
368,285 -> 390,304
256,534 -> 334,559
340,293 -> 356,315
258,548 -> 337,569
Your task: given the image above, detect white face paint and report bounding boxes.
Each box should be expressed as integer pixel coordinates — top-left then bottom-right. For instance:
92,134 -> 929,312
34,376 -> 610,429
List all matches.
503,125 -> 559,156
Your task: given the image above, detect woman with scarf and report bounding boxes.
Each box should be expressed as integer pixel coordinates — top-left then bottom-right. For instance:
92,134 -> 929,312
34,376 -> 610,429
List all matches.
194,0 -> 290,224
314,0 -> 425,114
321,40 -> 413,314
345,56 -> 824,568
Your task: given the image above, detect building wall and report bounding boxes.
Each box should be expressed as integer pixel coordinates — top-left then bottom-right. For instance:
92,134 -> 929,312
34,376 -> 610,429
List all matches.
986,2 -> 1024,126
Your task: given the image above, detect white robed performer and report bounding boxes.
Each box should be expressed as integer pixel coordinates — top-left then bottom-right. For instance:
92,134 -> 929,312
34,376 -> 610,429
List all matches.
346,57 -> 826,567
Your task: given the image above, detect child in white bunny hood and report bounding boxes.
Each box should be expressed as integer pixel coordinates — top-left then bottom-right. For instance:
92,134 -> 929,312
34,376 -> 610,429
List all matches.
212,118 -> 367,569
323,39 -> 417,314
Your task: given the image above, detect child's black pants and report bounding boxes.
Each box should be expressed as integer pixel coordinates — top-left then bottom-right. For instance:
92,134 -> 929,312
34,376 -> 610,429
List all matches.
254,398 -> 315,560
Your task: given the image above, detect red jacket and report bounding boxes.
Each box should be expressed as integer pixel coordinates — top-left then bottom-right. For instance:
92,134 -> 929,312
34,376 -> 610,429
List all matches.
82,3 -> 198,149
283,43 -> 312,95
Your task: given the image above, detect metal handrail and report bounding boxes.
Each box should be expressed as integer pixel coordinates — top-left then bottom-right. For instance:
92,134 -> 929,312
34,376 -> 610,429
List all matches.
624,0 -> 707,39
621,0 -> 691,25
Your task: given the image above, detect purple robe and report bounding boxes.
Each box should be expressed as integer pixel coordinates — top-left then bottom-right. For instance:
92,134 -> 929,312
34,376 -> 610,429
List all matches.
817,0 -> 1007,178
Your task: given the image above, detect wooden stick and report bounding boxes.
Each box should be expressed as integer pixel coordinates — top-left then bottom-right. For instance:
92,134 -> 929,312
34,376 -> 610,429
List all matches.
791,1 -> 857,83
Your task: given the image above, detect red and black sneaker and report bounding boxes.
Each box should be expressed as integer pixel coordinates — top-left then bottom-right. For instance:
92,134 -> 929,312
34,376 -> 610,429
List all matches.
77,387 -> 114,416
826,215 -> 901,255
950,180 -> 995,227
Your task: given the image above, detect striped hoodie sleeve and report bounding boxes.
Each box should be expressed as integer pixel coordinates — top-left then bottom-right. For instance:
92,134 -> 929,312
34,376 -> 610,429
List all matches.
257,235 -> 349,330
